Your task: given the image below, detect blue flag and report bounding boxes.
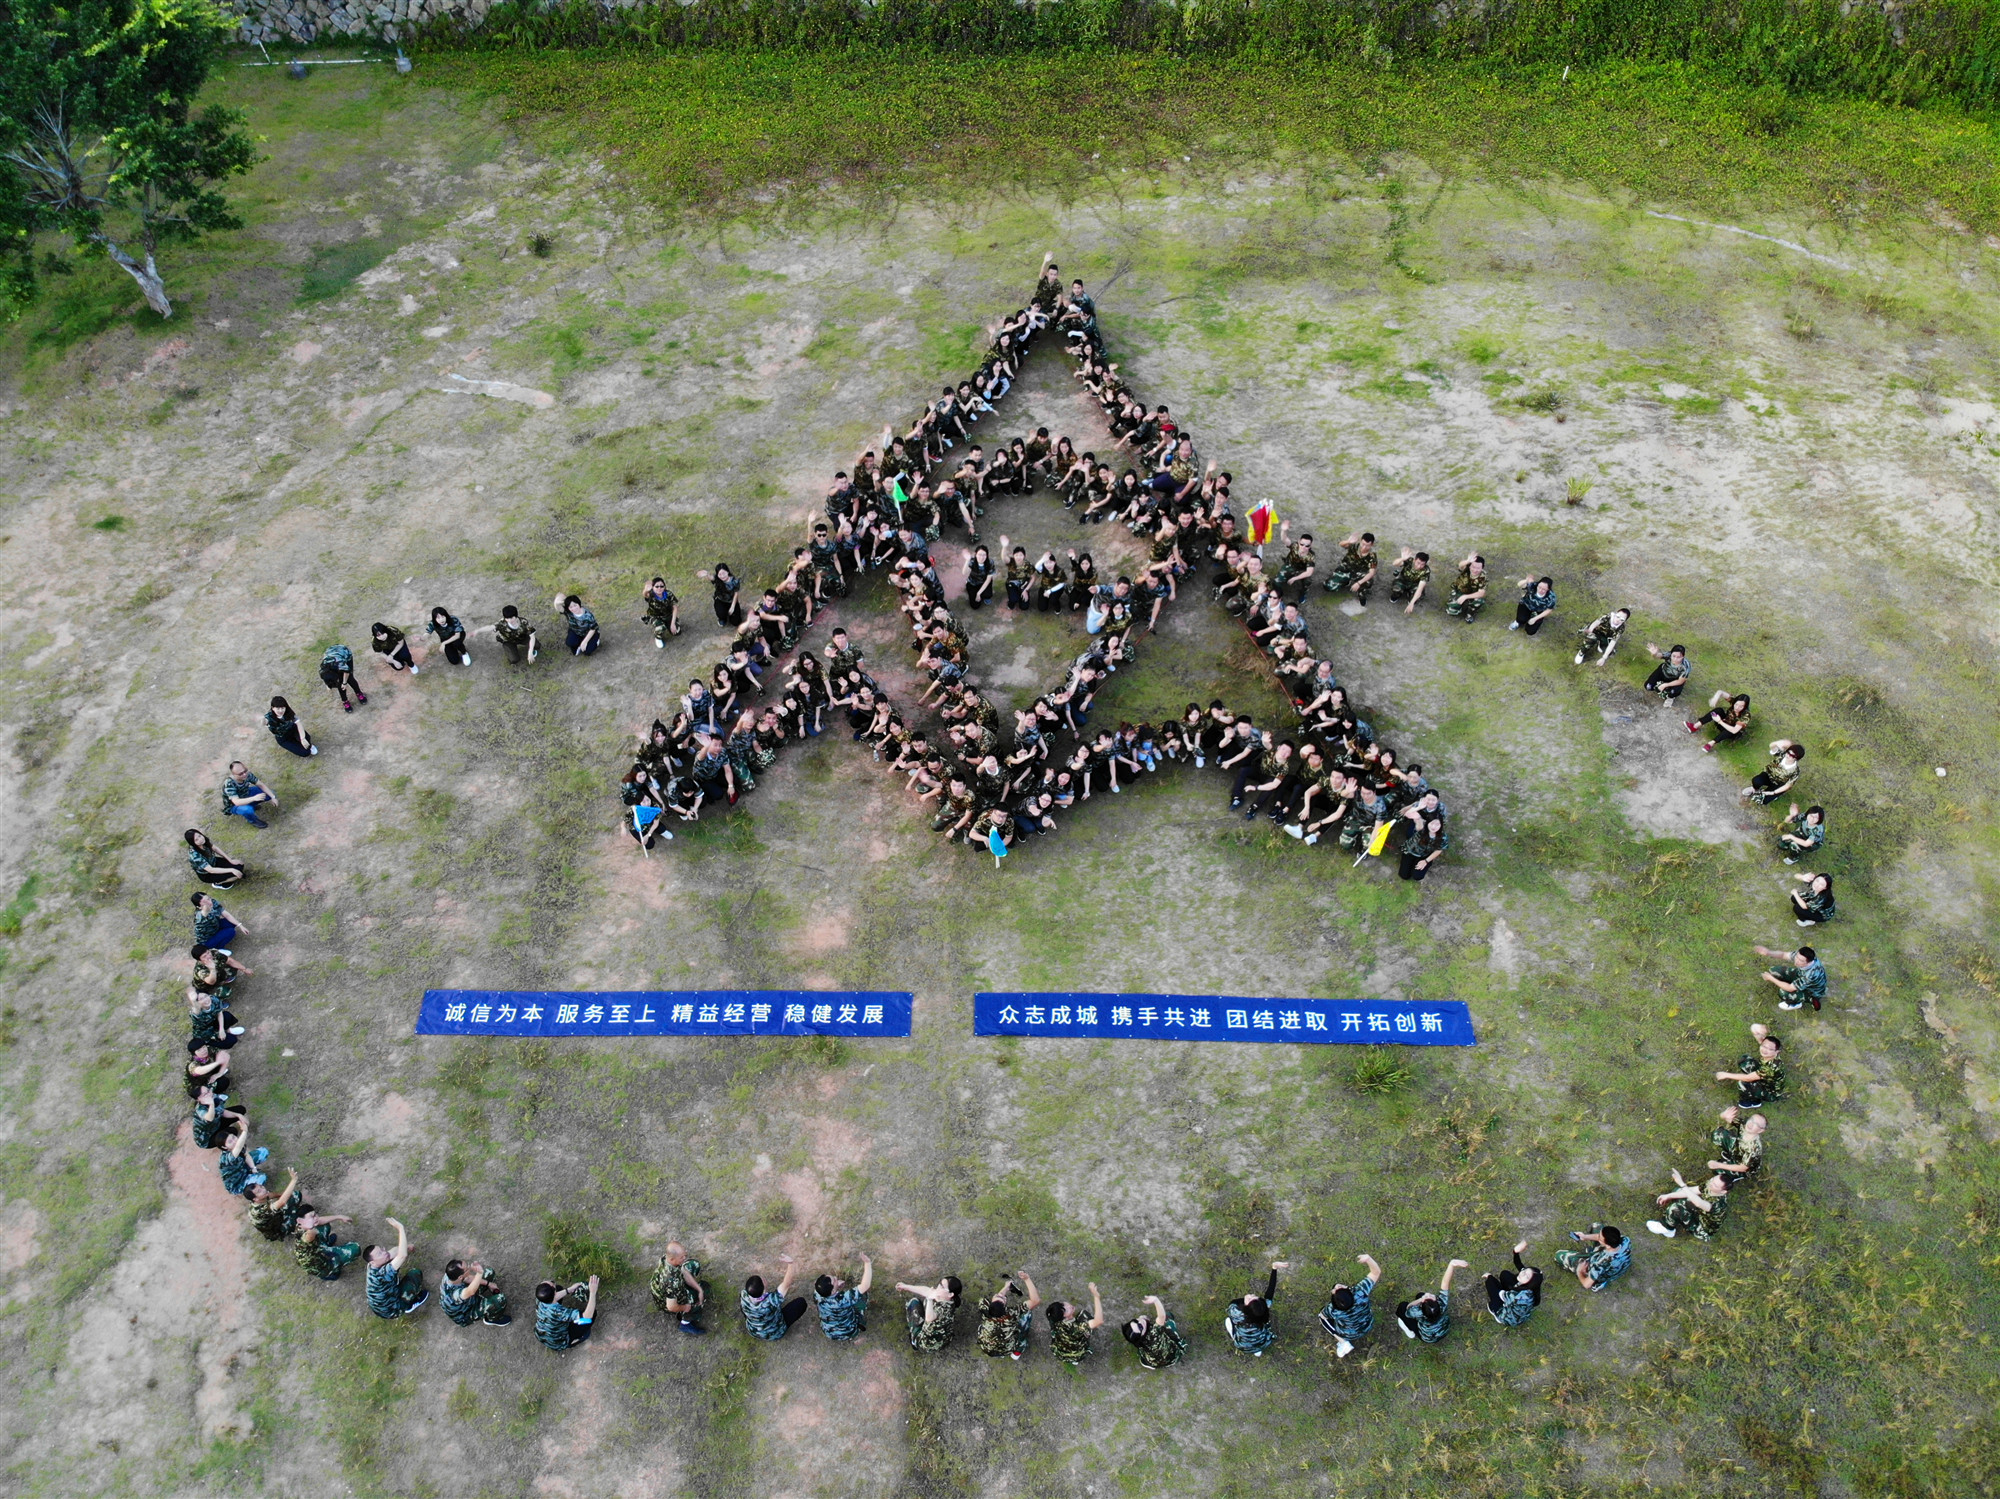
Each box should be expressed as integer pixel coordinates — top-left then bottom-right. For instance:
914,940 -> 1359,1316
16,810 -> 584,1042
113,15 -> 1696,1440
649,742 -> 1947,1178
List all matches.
987,827 -> 1009,860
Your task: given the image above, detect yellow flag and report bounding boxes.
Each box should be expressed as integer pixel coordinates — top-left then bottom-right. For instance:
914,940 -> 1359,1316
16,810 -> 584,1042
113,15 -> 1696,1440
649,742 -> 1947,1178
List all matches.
1366,819 -> 1394,857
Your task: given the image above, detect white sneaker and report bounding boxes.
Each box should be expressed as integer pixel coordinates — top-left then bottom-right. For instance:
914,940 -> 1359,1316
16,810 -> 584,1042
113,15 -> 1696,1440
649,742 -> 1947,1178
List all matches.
1783,857 -> 1796,864
655,638 -> 665,649
1508,621 -> 1520,631
1573,651 -> 1585,665
1194,756 -> 1205,767
1778,999 -> 1805,1010
1284,824 -> 1303,839
1304,833 -> 1319,845
309,746 -> 319,756
410,666 -> 420,675
1646,1221 -> 1675,1238
662,830 -> 674,840
463,654 -> 473,665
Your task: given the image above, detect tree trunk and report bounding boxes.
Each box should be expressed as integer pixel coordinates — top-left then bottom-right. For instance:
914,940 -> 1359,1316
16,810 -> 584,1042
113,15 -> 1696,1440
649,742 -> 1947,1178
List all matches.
93,234 -> 172,318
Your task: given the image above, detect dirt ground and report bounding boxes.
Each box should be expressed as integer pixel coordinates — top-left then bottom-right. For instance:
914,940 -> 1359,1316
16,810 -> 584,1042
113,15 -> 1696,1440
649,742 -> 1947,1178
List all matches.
0,68 -> 1996,1499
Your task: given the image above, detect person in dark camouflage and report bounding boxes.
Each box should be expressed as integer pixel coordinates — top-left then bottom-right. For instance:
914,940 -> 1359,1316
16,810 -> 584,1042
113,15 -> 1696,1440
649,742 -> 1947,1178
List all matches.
440,1260 -> 512,1328
642,577 -> 681,646
1483,1241 -> 1543,1327
535,1276 -> 598,1351
1322,532 -> 1378,605
1395,1258 -> 1469,1343
190,1086 -> 240,1151
742,1259 -> 807,1341
244,1169 -> 311,1241
977,1272 -> 1040,1359
1709,1112 -> 1767,1188
492,606 -> 537,666
1388,548 -> 1431,613
364,1217 -> 429,1319
1648,1171 -> 1731,1240
649,1242 -> 707,1335
898,1275 -> 964,1353
1228,1260 -> 1288,1356
1045,1284 -> 1104,1366
318,644 -> 368,712
1316,1254 -> 1379,1355
1716,1025 -> 1786,1105
294,1222 -> 363,1281
1444,555 -> 1488,619
813,1255 -> 873,1342
1121,1296 -> 1188,1369
1555,1226 -> 1631,1291
1755,943 -> 1827,1011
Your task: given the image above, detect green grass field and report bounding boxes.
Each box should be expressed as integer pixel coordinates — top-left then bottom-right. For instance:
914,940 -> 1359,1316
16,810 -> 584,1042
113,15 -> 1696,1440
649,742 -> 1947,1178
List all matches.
0,46 -> 1995,1499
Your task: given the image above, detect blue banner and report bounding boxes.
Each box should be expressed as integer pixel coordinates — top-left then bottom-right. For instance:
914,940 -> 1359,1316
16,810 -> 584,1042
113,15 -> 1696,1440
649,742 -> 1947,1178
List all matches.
418,990 -> 913,1039
974,994 -> 1476,1046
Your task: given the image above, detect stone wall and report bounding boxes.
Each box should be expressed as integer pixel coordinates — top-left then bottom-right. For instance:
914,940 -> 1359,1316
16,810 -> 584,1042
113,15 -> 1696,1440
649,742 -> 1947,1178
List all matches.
224,0 -> 492,44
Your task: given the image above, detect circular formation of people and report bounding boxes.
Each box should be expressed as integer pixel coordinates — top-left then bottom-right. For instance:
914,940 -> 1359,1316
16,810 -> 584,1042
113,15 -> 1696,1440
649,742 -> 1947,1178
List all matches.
175,256 -> 1836,1358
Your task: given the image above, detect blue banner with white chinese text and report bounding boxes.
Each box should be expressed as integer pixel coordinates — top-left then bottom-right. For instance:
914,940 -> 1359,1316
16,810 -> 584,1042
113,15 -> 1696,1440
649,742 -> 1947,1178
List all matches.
418,990 -> 913,1038
974,994 -> 1475,1046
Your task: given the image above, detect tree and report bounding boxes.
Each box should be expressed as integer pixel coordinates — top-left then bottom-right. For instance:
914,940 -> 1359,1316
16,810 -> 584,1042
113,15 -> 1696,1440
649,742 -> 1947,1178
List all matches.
0,0 -> 258,319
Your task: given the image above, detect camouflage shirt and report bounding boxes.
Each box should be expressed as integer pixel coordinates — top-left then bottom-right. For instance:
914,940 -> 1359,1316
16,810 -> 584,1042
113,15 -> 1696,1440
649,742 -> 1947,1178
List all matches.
246,1189 -> 304,1241
1392,557 -> 1430,596
320,644 -> 354,673
494,616 -> 534,648
440,1277 -> 482,1327
649,1255 -> 703,1314
535,1299 -> 588,1350
978,1309 -> 1029,1357
1736,1052 -> 1787,1103
1319,1276 -> 1375,1341
1049,1314 -> 1093,1365
1226,1303 -> 1274,1355
1451,565 -> 1483,599
1399,1292 -> 1451,1344
815,1288 -> 867,1341
294,1235 -> 339,1279
742,1288 -> 791,1340
1132,1317 -> 1187,1369
906,1296 -> 956,1353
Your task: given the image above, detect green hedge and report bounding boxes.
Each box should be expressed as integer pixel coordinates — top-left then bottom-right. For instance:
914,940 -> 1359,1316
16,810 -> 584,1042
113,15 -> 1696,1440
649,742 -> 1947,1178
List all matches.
426,0 -> 2000,110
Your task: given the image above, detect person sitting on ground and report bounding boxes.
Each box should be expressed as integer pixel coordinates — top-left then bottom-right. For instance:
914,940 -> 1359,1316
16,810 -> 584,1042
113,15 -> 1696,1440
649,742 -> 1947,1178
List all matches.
1389,548 -> 1431,614
1743,740 -> 1805,804
1555,1225 -> 1631,1291
814,1255 -> 873,1342
649,1241 -> 707,1335
560,594 -> 600,657
1642,642 -> 1691,702
1755,942 -> 1827,1011
263,696 -> 316,759
222,762 -> 277,828
493,605 -> 538,666
1648,1170 -> 1731,1240
1046,1284 -> 1105,1366
191,891 -> 246,956
1445,555 -> 1488,619
427,606 -> 471,666
1574,608 -> 1631,666
1716,1024 -> 1786,1105
191,1085 -> 241,1150
184,828 -> 246,889
245,1169 -> 319,1241
294,1220 -> 365,1281
441,1258 -> 512,1327
1485,1240 -> 1543,1327
1789,872 -> 1836,926
365,1217 -> 429,1319
1394,1258 -> 1469,1343
1509,575 -> 1557,635
535,1275 -> 598,1351
1228,1259 -> 1288,1357
1323,532 -> 1378,605
1686,690 -> 1752,752
643,577 -> 681,645
215,1113 -> 269,1197
1122,1294 -> 1188,1369
742,1257 -> 807,1341
1709,1110 -> 1768,1187
977,1271 -> 1040,1359
1777,803 -> 1826,863
898,1274 -> 964,1354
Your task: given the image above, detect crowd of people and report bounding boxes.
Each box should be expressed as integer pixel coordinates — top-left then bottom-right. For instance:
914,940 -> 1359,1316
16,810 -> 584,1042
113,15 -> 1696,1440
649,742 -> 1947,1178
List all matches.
169,256 -> 1840,1360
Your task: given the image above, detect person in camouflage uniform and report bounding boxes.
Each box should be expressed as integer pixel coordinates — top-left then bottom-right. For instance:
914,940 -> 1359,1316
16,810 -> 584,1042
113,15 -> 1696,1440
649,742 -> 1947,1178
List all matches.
1648,1171 -> 1731,1240
1483,1241 -> 1544,1328
364,1217 -> 429,1319
440,1259 -> 512,1327
1444,554 -> 1488,619
1555,1226 -> 1631,1291
977,1272 -> 1040,1359
1322,532 -> 1379,604
741,1259 -> 807,1340
1316,1254 -> 1379,1354
642,577 -> 681,646
535,1277 -> 598,1351
1274,526 -> 1316,601
1574,608 -> 1632,666
294,1222 -> 363,1281
1754,943 -> 1827,1012
493,605 -> 538,666
244,1169 -> 312,1241
191,1086 -> 240,1151
1388,548 -> 1432,613
1120,1296 -> 1189,1369
1716,1025 -> 1787,1105
897,1275 -> 964,1353
1045,1284 -> 1104,1366
1709,1111 -> 1767,1189
1394,1258 -> 1469,1342
317,643 -> 368,712
649,1242 -> 708,1335
813,1255 -> 873,1342
1228,1261 -> 1286,1356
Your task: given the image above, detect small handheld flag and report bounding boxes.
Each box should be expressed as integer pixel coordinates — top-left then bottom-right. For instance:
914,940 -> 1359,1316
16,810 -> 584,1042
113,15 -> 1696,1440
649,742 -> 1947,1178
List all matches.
988,827 -> 1009,866
1247,500 -> 1277,546
1356,819 -> 1394,866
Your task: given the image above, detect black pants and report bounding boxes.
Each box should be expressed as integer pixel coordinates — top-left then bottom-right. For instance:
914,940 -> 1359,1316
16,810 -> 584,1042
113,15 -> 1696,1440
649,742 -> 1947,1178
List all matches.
1398,852 -> 1428,881
1643,667 -> 1685,699
714,595 -> 743,627
441,639 -> 469,666
1514,602 -> 1547,634
780,1298 -> 808,1328
1229,762 -> 1260,802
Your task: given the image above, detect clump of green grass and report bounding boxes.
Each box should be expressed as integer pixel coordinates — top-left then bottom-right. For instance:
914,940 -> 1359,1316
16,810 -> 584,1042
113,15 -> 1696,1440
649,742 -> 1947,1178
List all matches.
90,515 -> 128,532
530,231 -> 554,257
543,1209 -> 631,1286
1347,1047 -> 1416,1094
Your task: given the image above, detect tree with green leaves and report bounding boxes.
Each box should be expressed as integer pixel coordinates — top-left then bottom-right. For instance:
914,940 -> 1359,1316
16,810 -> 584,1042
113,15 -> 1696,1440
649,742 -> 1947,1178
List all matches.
0,0 -> 258,319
